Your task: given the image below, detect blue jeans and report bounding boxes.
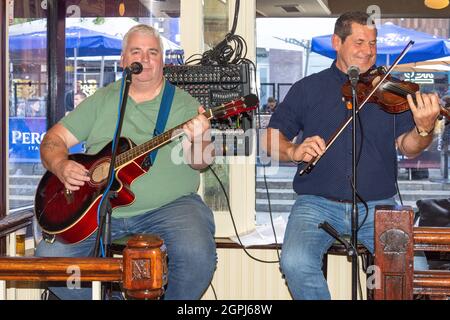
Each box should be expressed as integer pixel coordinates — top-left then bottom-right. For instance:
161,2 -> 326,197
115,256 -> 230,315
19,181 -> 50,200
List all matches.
280,195 -> 428,300
35,193 -> 217,300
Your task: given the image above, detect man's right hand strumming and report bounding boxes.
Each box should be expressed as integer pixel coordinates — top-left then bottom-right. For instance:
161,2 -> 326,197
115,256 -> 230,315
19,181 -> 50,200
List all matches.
40,123 -> 89,191
53,159 -> 90,191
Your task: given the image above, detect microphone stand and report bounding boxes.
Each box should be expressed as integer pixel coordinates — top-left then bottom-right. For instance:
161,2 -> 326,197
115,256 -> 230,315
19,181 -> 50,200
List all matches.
93,68 -> 133,299
350,78 -> 359,300
319,77 -> 359,300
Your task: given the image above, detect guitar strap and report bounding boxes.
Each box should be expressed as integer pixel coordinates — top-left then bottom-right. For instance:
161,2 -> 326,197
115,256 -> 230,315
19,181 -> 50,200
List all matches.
146,80 -> 175,166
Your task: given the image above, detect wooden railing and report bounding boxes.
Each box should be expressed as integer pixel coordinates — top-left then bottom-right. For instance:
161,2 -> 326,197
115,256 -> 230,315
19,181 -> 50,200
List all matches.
0,233 -> 167,300
0,206 -> 34,238
374,205 -> 450,300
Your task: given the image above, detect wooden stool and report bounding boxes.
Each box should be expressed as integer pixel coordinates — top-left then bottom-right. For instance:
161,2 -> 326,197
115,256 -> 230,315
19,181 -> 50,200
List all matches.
322,241 -> 373,299
122,234 -> 168,299
322,242 -> 372,278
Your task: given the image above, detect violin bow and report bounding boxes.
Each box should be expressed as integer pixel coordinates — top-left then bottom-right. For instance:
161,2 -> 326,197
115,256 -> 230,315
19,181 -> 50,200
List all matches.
299,40 -> 415,175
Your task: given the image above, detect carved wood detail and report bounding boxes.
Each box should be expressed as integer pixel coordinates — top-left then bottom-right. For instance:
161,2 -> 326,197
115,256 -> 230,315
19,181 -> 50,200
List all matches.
375,206 -> 450,300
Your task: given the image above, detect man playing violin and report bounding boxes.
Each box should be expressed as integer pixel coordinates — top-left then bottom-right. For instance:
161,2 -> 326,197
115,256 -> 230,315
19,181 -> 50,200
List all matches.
263,11 -> 441,299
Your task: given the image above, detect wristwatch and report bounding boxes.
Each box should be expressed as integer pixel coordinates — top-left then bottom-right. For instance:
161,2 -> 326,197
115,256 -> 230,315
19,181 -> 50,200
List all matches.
415,126 -> 434,137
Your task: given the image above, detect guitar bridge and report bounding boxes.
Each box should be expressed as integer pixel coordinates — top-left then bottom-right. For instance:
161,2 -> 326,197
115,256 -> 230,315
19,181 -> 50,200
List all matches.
42,232 -> 55,244
63,188 -> 74,204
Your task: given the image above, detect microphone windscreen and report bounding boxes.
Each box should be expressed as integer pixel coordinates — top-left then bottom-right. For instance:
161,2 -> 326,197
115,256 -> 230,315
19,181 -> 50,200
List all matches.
130,62 -> 143,74
347,65 -> 360,77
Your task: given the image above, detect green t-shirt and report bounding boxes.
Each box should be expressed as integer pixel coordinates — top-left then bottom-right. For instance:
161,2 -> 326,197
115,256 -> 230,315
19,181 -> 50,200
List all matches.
60,80 -> 200,218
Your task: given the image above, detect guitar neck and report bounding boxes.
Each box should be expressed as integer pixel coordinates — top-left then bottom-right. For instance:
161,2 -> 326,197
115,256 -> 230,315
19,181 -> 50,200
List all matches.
112,94 -> 258,168
114,109 -> 214,168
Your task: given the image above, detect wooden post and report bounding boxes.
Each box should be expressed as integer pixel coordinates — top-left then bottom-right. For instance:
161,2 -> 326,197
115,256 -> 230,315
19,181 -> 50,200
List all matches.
122,234 -> 167,300
374,205 -> 414,300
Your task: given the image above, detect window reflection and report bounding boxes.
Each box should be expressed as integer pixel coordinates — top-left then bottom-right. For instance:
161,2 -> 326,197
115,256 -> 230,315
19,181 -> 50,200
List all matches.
202,0 -> 231,212
9,17 -> 48,209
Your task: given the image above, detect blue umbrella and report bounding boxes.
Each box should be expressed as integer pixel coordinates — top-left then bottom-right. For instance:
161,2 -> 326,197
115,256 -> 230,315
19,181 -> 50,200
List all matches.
9,26 -> 123,57
10,26 -> 124,87
311,22 -> 450,66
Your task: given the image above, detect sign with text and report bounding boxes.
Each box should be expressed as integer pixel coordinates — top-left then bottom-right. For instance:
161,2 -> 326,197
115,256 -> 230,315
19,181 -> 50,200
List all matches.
404,72 -> 435,84
9,117 -> 47,163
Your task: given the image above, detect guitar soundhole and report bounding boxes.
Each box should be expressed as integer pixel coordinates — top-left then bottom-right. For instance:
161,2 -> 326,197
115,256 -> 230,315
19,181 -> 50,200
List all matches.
90,161 -> 111,185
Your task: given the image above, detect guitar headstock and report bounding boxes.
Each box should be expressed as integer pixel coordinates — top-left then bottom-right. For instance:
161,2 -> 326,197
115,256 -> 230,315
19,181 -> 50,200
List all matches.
210,94 -> 259,120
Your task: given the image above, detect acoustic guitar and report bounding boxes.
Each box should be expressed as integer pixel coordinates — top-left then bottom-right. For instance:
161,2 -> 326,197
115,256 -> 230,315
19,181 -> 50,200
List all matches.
34,94 -> 259,244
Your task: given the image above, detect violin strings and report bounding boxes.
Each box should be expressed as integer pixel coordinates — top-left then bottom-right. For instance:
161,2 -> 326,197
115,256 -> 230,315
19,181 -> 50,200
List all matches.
383,82 -> 416,98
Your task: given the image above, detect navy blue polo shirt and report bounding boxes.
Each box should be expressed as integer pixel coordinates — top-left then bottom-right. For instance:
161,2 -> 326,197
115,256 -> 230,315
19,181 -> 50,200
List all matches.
269,61 -> 415,201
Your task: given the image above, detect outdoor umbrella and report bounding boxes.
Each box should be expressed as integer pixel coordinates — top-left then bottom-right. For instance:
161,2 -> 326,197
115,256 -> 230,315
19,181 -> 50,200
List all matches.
311,22 -> 450,66
10,26 -> 125,87
9,26 -> 123,57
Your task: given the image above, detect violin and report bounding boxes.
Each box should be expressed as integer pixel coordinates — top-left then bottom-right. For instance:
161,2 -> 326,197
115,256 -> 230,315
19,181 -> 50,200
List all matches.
341,66 -> 450,119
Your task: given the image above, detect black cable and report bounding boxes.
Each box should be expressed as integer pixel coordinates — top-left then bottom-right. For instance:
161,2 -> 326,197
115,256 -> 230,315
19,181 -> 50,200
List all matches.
395,179 -> 404,206
350,104 -> 367,299
257,122 -> 281,262
210,282 -> 218,300
199,34 -> 248,66
184,53 -> 204,66
393,116 -> 403,206
349,175 -> 368,300
229,0 -> 240,35
357,257 -> 363,300
41,289 -> 50,300
241,58 -> 281,261
356,103 -> 369,230
356,189 -> 369,232
184,1 -> 248,67
176,52 -> 185,65
208,165 -> 279,264
251,58 -> 281,262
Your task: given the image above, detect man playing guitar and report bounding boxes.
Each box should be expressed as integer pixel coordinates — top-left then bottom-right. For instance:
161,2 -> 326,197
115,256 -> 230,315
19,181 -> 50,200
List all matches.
37,24 -> 217,300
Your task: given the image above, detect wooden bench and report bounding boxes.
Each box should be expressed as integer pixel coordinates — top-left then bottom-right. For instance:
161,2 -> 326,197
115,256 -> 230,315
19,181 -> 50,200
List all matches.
112,234 -> 373,298
210,238 -> 371,280
374,205 -> 450,300
112,235 -> 371,276
0,212 -> 167,300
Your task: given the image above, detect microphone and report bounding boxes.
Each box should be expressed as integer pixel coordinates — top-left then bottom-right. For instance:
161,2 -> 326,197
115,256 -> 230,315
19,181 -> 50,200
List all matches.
125,62 -> 143,75
347,65 -> 360,87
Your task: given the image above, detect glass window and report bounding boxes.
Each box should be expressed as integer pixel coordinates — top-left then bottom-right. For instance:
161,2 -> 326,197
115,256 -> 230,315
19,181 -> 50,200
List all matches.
9,10 -> 48,209
203,0 -> 228,49
202,0 -> 231,212
203,163 -> 230,211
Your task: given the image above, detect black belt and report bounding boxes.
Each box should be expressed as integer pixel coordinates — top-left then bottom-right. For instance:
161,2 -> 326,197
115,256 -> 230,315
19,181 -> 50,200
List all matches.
325,197 -> 360,204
